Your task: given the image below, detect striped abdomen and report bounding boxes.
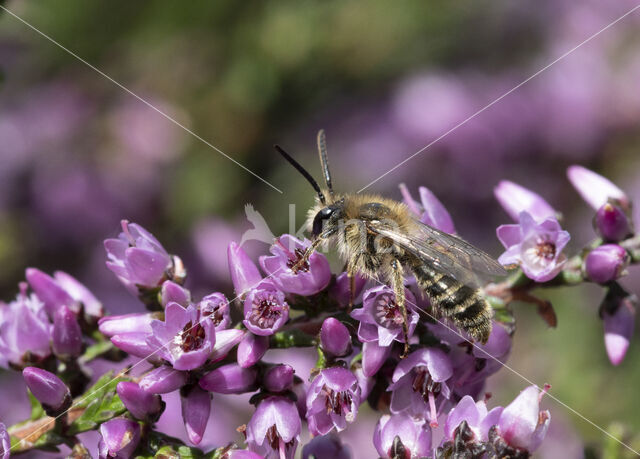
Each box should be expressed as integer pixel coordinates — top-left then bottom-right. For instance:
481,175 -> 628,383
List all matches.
411,263 -> 492,343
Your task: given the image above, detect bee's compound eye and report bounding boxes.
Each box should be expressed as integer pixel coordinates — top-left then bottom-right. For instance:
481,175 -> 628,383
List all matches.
312,207 -> 334,237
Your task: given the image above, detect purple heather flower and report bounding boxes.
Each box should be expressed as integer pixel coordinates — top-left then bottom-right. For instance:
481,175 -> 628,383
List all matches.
228,242 -> 263,299
0,288 -> 51,368
181,385 -> 211,445
302,434 -> 352,459
52,271 -> 103,318
329,272 -> 367,307
259,235 -> 331,296
497,212 -> 570,282
442,396 -> 502,447
238,333 -> 269,368
52,304 -> 83,359
199,363 -> 258,394
492,385 -> 550,454
199,292 -> 231,331
399,183 -> 455,233
110,332 -> 160,361
22,367 -> 71,414
104,220 -> 175,294
374,414 -> 431,459
25,267 -> 76,317
246,396 -> 301,459
243,282 -> 289,336
584,244 -> 629,284
139,366 -> 188,394
493,181 -> 556,223
351,286 -> 418,376
567,165 -> 629,211
98,312 -> 156,337
98,418 -> 141,459
210,329 -> 245,362
306,367 -> 361,436
116,382 -> 164,421
388,347 -> 453,426
263,364 -> 294,393
603,296 -> 636,366
595,203 -> 633,242
147,302 -> 216,371
161,280 -> 191,308
0,422 -> 9,459
320,318 -> 352,357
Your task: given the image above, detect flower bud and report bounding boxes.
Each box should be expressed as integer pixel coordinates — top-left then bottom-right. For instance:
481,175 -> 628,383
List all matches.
199,364 -> 258,394
237,333 -> 269,368
98,312 -> 155,337
594,203 -> 633,242
567,165 -> 629,210
22,367 -> 71,415
26,267 -> 75,317
52,305 -> 83,359
263,364 -> 294,393
110,332 -> 161,361
116,382 -> 164,421
603,296 -> 636,366
53,271 -> 103,319
329,272 -> 366,307
493,181 -> 556,223
584,244 -> 629,284
160,280 -> 191,308
139,366 -> 187,394
98,418 -> 140,459
181,385 -> 211,445
228,242 -> 262,298
302,433 -> 352,459
320,318 -> 352,357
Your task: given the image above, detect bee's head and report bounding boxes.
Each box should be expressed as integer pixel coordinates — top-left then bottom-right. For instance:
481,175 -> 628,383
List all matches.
312,202 -> 343,237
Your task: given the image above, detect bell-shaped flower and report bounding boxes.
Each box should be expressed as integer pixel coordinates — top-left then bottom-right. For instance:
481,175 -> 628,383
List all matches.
399,183 -> 455,233
374,414 -> 431,459
243,281 -> 289,336
497,212 -> 570,282
246,396 -> 301,459
199,292 -> 231,331
259,235 -> 331,296
98,418 -> 141,459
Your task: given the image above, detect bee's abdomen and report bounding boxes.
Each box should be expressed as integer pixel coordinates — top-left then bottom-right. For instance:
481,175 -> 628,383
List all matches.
411,264 -> 492,343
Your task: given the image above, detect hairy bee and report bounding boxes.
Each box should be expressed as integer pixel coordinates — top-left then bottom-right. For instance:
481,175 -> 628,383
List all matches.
275,130 -> 506,355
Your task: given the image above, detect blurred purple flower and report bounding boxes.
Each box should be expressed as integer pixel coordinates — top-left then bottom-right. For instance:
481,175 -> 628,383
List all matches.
139,366 -> 188,394
199,292 -> 231,331
595,203 -> 633,242
320,318 -> 352,357
98,418 -> 141,459
25,267 -> 76,317
181,385 -> 211,445
260,235 -> 331,296
584,244 -> 629,284
246,396 -> 301,459
161,281 -> 191,308
329,272 -> 367,308
199,364 -> 258,394
306,367 -> 360,436
373,414 -> 431,459
228,242 -> 263,299
567,165 -> 629,210
116,382 -> 164,421
22,367 -> 71,414
243,282 -> 289,336
351,286 -> 418,376
52,271 -> 103,318
225,450 -> 265,459
603,296 -> 636,366
399,183 -> 456,233
0,422 -> 9,459
302,434 -> 352,459
0,287 -> 51,368
104,220 -> 173,295
147,303 -> 216,371
98,312 -> 156,337
497,212 -> 570,282
52,305 -> 83,359
388,347 -> 453,426
238,333 -> 269,368
263,364 -> 294,393
490,385 -> 550,454
494,180 -> 556,223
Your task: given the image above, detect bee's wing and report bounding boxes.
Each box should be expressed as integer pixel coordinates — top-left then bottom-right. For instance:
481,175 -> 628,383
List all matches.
370,218 -> 507,288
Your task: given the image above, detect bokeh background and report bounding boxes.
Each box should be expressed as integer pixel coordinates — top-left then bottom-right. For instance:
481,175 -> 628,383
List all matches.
1,1 -> 640,457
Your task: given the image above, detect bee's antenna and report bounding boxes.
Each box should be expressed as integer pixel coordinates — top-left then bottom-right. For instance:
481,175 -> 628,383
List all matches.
317,129 -> 334,199
274,144 -> 326,205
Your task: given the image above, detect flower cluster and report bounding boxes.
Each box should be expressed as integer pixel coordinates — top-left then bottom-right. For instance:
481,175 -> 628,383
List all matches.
0,166 -> 637,458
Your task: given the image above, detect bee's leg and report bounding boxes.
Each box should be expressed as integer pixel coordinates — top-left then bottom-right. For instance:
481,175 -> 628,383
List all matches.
346,262 -> 357,313
293,229 -> 335,272
390,259 -> 410,358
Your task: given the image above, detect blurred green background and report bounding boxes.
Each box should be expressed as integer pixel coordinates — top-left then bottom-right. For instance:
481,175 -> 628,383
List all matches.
1,1 -> 640,457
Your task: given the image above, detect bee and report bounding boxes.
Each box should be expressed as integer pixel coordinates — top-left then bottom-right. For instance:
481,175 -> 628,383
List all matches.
275,130 -> 506,356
